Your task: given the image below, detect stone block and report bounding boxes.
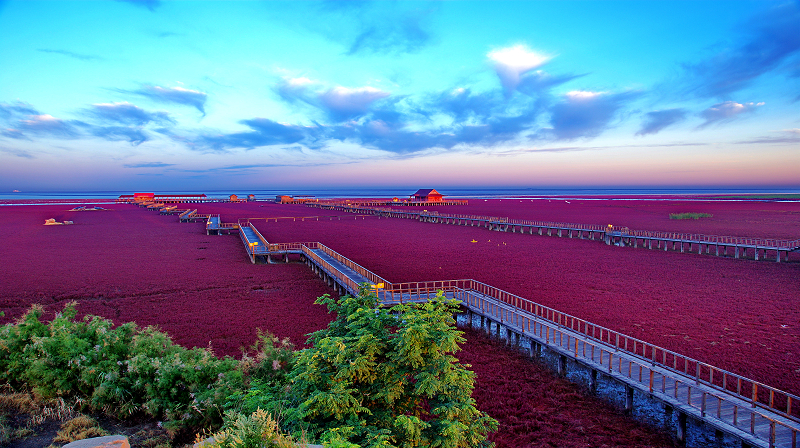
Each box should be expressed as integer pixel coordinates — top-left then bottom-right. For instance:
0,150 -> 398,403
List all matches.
62,435 -> 130,448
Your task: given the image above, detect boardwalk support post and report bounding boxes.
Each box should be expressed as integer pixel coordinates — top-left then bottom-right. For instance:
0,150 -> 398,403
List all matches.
625,385 -> 634,414
529,338 -> 541,359
677,411 -> 687,443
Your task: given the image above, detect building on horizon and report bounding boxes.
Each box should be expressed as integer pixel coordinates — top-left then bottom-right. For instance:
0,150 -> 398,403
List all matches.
410,189 -> 444,202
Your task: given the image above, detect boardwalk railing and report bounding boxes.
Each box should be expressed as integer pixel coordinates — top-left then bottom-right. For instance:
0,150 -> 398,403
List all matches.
458,279 -> 799,420
505,218 -> 608,231
302,246 -> 368,296
450,286 -> 799,448
626,229 -> 800,250
305,203 -> 800,254
314,243 -> 390,287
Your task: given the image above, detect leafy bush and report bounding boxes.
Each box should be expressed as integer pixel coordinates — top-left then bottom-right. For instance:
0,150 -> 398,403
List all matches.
290,287 -> 497,448
195,409 -> 297,448
669,212 -> 713,220
0,303 -> 243,434
1,290 -> 496,448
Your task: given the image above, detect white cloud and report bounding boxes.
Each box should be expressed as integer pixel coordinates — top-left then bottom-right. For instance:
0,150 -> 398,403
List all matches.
22,114 -> 60,124
285,77 -> 315,88
318,86 -> 390,116
488,44 -> 552,94
699,101 -> 764,127
565,90 -> 605,101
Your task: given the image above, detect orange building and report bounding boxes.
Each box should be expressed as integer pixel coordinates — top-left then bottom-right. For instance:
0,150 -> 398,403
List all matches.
410,189 -> 444,202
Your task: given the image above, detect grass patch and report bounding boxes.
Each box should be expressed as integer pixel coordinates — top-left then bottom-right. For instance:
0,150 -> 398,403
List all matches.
669,212 -> 713,220
52,415 -> 107,444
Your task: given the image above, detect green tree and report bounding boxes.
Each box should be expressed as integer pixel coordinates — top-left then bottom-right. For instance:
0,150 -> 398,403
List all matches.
291,287 -> 497,448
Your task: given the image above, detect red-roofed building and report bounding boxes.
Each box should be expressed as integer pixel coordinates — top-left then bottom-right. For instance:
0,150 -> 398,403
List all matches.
410,189 -> 443,202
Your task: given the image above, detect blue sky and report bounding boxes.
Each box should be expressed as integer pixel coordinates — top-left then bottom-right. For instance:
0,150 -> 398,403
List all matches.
1,0 -> 799,192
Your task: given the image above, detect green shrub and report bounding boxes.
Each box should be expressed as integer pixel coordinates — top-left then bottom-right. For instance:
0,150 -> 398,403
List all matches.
0,303 -> 244,434
195,409 -> 297,448
290,287 -> 497,448
1,291 -> 496,448
669,212 -> 713,220
0,305 -> 50,389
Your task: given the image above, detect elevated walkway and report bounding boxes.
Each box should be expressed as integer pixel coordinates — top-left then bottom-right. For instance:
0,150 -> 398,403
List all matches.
238,222 -> 270,263
206,215 -> 239,235
306,202 -> 799,263
243,230 -> 800,447
169,207 -> 799,447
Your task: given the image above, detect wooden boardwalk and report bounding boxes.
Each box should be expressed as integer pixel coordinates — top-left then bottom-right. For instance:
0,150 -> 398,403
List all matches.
170,208 -> 800,447
307,202 -> 800,262
205,215 -> 239,235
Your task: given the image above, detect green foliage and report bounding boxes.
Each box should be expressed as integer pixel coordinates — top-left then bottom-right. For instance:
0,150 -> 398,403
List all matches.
1,292 -> 496,448
0,303 -> 244,434
195,409 -> 297,448
669,212 -> 713,220
239,330 -> 296,387
291,286 -> 497,448
223,331 -> 303,435
0,305 -> 50,389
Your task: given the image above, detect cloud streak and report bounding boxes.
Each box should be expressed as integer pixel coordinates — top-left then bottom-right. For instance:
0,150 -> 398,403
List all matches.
0,147 -> 35,159
124,162 -> 175,168
736,128 -> 800,144
698,101 -> 764,128
37,49 -> 103,62
18,114 -> 80,138
90,126 -> 149,145
89,102 -> 174,126
682,2 -> 800,98
318,86 -> 391,120
541,90 -> 641,140
190,118 -> 308,151
637,109 -> 687,136
335,3 -> 434,55
126,85 -> 208,116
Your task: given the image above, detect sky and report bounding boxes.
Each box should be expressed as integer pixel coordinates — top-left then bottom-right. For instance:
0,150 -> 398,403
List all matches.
1,0 -> 799,192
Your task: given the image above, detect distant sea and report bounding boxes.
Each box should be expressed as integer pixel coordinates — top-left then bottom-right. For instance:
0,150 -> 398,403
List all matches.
2,187 -> 800,202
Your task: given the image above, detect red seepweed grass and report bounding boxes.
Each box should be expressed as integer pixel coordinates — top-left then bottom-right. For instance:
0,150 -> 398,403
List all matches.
2,197 -> 798,447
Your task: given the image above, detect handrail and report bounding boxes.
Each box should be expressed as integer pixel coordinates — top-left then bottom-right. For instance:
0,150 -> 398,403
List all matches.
268,241 -> 319,252
301,245 -> 365,295
463,278 -> 800,420
248,223 -> 269,247
314,243 -> 389,286
178,209 -> 196,219
307,202 -> 799,250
